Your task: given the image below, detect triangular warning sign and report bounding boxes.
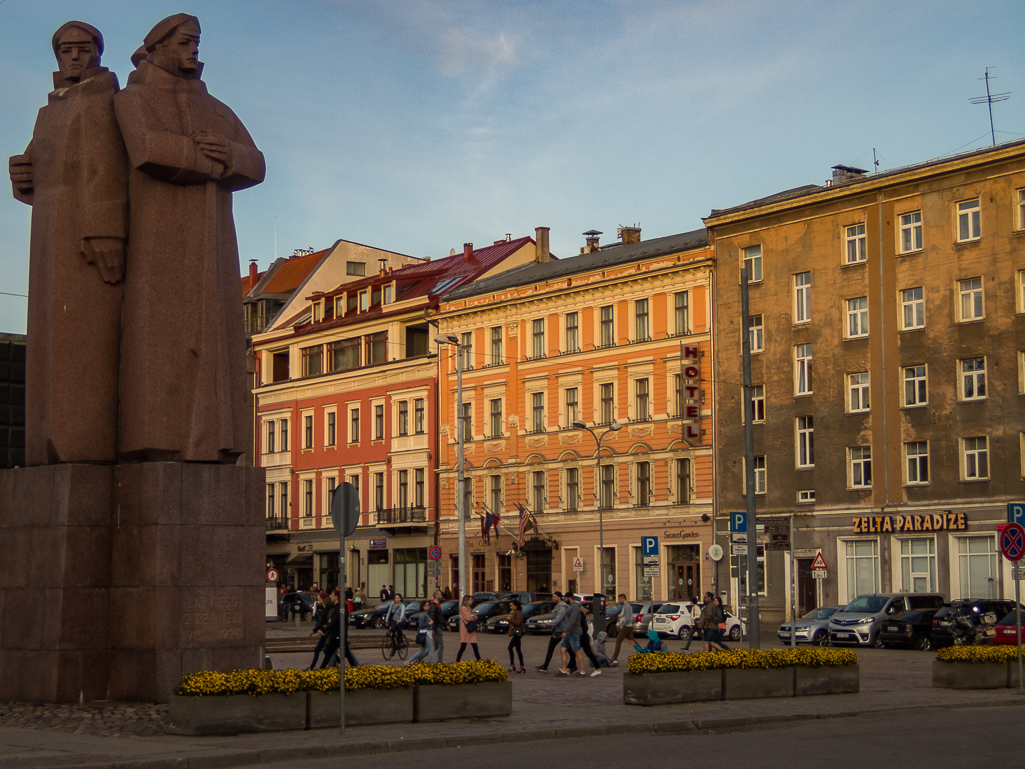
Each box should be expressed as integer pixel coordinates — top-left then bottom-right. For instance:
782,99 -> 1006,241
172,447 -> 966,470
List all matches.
810,552 -> 828,570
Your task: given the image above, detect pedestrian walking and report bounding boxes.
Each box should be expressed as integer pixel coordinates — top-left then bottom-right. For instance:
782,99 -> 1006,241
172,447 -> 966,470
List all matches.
379,584 -> 389,602
318,596 -> 341,668
353,587 -> 363,611
557,593 -> 588,677
428,589 -> 446,663
506,599 -> 526,673
443,586 -> 452,601
567,608 -> 601,674
610,594 -> 635,666
713,596 -> 730,649
456,595 -> 481,661
406,600 -> 436,664
697,591 -> 725,652
307,592 -> 329,669
683,596 -> 701,651
535,592 -> 567,672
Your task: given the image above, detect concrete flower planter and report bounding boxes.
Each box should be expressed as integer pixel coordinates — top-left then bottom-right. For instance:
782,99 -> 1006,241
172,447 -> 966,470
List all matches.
413,680 -> 512,722
932,660 -> 1008,689
722,667 -> 793,700
623,670 -> 722,706
168,693 -> 307,735
794,664 -> 860,696
308,688 -> 413,728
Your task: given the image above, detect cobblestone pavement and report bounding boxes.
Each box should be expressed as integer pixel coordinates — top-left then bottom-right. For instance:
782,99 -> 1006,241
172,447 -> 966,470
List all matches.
0,701 -> 169,737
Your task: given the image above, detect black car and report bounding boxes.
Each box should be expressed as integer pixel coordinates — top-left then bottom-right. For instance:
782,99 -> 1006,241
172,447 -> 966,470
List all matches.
278,592 -> 315,620
878,608 -> 940,650
470,592 -> 498,606
349,603 -> 389,629
447,600 -> 511,631
406,600 -> 460,631
931,599 -> 1019,647
485,600 -> 555,633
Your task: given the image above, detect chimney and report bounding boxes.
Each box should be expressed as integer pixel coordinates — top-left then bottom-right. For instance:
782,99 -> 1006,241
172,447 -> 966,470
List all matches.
618,225 -> 641,245
831,164 -> 868,185
583,230 -> 602,253
463,243 -> 473,261
535,226 -> 551,263
248,259 -> 258,282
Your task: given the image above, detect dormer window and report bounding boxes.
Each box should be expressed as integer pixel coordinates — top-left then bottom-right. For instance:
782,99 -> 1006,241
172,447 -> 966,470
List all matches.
334,296 -> 344,317
312,302 -> 321,323
360,291 -> 369,312
383,285 -> 393,304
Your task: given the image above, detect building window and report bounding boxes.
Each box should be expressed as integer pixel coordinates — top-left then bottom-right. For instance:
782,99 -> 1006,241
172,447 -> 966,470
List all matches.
748,315 -> 763,352
844,539 -> 880,599
301,479 -> 314,517
490,327 -> 503,365
279,481 -> 288,517
414,398 -> 425,434
905,441 -> 929,485
959,357 -> 987,401
742,245 -> 762,282
674,374 -> 684,418
301,345 -> 322,376
845,223 -> 867,264
900,287 -> 925,330
373,472 -> 384,512
796,416 -> 814,469
798,489 -> 816,504
397,401 -> 409,436
531,319 -> 545,359
748,384 -> 765,423
348,473 -> 360,500
565,467 -> 579,511
674,291 -> 690,335
675,458 -> 691,504
565,312 -> 580,353
794,272 -> 811,323
459,331 -> 473,371
489,398 -> 503,438
359,291 -> 369,312
599,464 -> 615,508
903,365 -> 927,407
849,446 -> 872,488
957,277 -> 984,321
279,419 -> 288,451
1017,189 -> 1025,230
460,402 -> 472,442
795,344 -> 813,396
346,261 -> 365,276
846,296 -> 869,338
397,470 -> 410,510
744,455 -> 766,496
414,468 -> 425,508
635,461 -> 651,506
847,372 -> 870,413
634,378 -> 650,422
962,436 -> 989,480
266,420 -> 275,453
957,536 -> 997,599
531,392 -> 545,433
489,474 -> 503,514
303,414 -> 313,449
956,198 -> 981,242
532,470 -> 545,512
564,388 -> 579,427
368,331 -> 387,364
374,404 -> 384,440
462,475 -> 473,518
326,411 -> 336,447
349,408 -> 360,444
328,338 -> 360,372
634,299 -> 650,341
599,305 -> 615,347
899,211 -> 923,253
266,483 -> 275,517
1018,271 -> 1025,314
599,383 -> 615,425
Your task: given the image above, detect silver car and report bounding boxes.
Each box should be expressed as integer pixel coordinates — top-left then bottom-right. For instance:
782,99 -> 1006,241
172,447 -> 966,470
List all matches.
777,606 -> 841,645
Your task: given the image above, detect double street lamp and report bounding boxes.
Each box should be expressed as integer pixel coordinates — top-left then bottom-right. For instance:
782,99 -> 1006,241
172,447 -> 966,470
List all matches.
572,419 -> 622,602
435,334 -> 467,601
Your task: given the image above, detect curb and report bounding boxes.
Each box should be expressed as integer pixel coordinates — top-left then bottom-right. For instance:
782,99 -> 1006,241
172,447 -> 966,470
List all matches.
57,697 -> 1025,769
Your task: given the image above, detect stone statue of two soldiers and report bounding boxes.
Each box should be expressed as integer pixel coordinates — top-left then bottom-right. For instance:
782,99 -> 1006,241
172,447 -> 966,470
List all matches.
9,14 -> 265,467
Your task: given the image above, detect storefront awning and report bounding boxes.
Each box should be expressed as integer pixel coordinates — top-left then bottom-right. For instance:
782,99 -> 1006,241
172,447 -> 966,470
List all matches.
285,553 -> 313,567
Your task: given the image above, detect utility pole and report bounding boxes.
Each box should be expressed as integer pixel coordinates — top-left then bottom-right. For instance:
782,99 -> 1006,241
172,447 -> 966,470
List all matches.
740,266 -> 760,648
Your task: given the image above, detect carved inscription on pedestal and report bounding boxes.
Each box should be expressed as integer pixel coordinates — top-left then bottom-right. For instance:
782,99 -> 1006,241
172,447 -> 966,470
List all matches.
181,594 -> 244,645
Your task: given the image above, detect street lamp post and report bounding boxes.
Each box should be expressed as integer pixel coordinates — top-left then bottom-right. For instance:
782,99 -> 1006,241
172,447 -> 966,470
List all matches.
435,334 -> 467,601
572,419 -> 622,604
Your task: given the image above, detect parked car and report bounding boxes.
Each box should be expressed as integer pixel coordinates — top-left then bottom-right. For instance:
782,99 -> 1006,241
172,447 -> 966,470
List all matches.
278,592 -> 315,620
470,592 -> 498,606
485,600 -> 555,633
931,599 -> 1019,647
405,600 -> 460,631
650,602 -> 695,641
722,610 -> 746,641
828,593 -> 944,647
447,600 -> 511,631
878,608 -> 941,650
612,601 -> 664,636
498,591 -> 551,604
349,603 -> 388,629
993,609 -> 1025,645
777,606 -> 841,646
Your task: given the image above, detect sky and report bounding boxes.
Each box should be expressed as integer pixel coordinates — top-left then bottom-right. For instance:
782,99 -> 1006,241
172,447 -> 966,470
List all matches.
1,0 -> 1023,334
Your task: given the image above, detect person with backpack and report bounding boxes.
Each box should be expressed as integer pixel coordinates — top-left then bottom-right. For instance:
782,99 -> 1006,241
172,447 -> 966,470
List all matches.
535,592 -> 567,672
456,595 -> 481,661
697,591 -> 726,652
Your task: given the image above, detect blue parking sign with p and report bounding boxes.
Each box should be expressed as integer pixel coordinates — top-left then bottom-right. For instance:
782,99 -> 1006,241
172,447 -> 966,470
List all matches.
1009,503 -> 1025,526
642,536 -> 659,556
731,511 -> 748,533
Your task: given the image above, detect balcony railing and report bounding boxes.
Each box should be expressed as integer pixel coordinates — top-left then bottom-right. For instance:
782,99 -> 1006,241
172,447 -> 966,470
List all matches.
376,506 -> 428,525
265,516 -> 289,531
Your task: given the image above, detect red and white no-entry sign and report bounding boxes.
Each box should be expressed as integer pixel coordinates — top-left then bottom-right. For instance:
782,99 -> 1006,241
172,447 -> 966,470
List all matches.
1000,523 -> 1025,562
266,568 -> 280,583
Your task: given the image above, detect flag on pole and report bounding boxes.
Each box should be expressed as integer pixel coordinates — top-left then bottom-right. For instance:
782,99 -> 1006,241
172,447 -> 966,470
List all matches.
517,503 -> 534,546
483,511 -> 494,544
492,510 -> 500,539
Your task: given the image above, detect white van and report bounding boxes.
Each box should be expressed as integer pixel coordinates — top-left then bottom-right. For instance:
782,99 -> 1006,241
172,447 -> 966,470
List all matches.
828,593 -> 944,647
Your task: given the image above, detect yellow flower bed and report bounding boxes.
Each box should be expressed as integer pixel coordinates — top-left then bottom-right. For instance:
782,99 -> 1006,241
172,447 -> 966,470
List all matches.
936,645 -> 1025,664
176,660 -> 506,697
627,647 -> 858,675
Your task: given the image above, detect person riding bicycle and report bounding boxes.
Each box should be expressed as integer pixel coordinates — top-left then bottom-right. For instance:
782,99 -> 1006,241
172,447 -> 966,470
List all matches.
384,592 -> 406,646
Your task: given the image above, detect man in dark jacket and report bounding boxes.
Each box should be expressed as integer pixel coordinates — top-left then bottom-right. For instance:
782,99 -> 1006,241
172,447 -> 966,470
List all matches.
428,589 -> 446,662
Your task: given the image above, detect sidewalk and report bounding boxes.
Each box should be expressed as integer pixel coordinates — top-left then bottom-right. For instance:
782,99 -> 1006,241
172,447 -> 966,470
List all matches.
2,631 -> 1023,769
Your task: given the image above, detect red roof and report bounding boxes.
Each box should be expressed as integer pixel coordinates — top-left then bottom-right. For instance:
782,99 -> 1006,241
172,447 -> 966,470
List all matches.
262,250 -> 328,294
240,271 -> 264,296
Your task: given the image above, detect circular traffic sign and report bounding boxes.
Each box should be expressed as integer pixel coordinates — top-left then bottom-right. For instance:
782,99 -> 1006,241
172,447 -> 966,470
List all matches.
266,568 -> 280,583
708,544 -> 724,561
429,546 -> 442,561
1000,523 -> 1025,562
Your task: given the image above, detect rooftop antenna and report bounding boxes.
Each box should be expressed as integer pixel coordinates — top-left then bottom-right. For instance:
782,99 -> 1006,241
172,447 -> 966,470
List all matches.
969,67 -> 1010,147
872,148 -> 879,172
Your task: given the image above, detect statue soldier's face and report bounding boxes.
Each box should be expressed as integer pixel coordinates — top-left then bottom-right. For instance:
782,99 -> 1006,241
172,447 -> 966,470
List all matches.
56,27 -> 98,82
158,20 -> 200,75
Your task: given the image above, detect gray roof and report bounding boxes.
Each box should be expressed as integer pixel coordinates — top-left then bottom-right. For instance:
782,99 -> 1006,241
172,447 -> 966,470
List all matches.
446,228 -> 708,301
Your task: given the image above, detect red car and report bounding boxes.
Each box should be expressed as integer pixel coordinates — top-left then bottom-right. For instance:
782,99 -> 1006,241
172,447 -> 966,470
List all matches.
993,610 -> 1025,645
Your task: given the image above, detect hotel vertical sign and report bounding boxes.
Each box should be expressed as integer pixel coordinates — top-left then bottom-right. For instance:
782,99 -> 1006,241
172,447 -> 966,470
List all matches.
680,344 -> 701,440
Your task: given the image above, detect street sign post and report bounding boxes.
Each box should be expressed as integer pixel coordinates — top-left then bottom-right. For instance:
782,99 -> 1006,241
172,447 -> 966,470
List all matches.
812,570 -> 827,579
998,521 -> 1025,696
329,482 -> 360,735
810,552 -> 828,570
429,546 -> 442,561
1008,502 -> 1025,527
573,557 -> 584,573
642,536 -> 659,557
732,543 -> 748,557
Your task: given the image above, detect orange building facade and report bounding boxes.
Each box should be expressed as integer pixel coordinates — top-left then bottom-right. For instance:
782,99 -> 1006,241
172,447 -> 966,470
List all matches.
433,229 -> 720,602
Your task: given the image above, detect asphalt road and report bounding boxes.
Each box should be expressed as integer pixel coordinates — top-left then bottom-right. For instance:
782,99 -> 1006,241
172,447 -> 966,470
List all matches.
258,702 -> 1025,769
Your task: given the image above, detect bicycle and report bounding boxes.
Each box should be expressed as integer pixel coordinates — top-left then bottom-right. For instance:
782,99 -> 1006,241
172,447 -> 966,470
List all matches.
382,626 -> 409,660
